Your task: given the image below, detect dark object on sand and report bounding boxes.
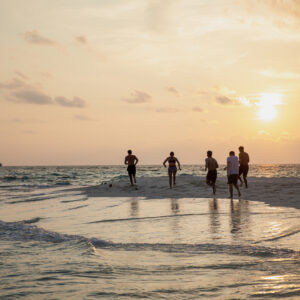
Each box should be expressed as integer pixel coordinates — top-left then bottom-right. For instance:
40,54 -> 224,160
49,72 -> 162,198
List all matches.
109,184 -> 112,188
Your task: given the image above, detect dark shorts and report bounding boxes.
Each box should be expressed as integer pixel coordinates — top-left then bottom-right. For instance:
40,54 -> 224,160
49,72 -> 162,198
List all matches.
228,174 -> 238,185
239,165 -> 249,177
168,166 -> 177,173
206,170 -> 217,184
127,165 -> 136,175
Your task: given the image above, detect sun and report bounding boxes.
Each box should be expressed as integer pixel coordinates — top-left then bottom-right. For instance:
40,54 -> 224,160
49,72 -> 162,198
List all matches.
256,93 -> 282,121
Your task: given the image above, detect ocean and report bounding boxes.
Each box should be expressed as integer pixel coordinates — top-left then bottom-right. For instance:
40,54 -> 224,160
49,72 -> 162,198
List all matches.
0,165 -> 300,299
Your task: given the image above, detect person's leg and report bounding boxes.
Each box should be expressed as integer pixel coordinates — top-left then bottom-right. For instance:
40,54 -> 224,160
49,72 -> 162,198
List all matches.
234,184 -> 241,197
129,174 -> 133,186
168,172 -> 172,188
212,182 -> 216,194
229,184 -> 233,198
173,171 -> 177,186
243,174 -> 248,188
133,174 -> 136,184
238,167 -> 244,186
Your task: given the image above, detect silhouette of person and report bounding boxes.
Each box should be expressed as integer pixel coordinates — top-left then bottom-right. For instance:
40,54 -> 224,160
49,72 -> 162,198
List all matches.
163,152 -> 181,188
238,146 -> 250,188
226,151 -> 241,199
205,150 -> 219,194
124,150 -> 139,186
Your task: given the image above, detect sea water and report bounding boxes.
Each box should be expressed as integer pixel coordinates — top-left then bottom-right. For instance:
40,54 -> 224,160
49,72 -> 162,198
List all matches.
0,165 -> 300,299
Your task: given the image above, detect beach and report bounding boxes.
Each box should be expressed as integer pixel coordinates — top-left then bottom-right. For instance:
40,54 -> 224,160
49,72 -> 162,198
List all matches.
85,175 -> 300,210
0,165 -> 300,298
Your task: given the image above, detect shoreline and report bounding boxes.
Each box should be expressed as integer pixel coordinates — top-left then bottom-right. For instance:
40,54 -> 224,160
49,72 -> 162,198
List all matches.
83,175 -> 300,210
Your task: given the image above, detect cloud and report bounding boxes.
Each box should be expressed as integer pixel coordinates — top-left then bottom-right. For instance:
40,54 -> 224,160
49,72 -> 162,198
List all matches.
259,70 -> 300,79
215,95 -> 236,105
74,114 -> 91,121
238,97 -> 252,107
75,35 -> 88,44
21,130 -> 35,135
166,86 -> 180,96
55,96 -> 86,108
0,78 -> 28,90
156,107 -> 179,113
258,130 -> 270,136
239,0 -> 300,30
15,71 -> 28,80
13,90 -> 52,105
123,90 -> 151,104
192,106 -> 203,112
146,0 -> 176,33
22,30 -> 55,45
1,78 -> 86,108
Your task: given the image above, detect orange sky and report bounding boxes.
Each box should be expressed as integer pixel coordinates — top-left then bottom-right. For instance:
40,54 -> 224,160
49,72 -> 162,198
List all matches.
1,0 -> 300,165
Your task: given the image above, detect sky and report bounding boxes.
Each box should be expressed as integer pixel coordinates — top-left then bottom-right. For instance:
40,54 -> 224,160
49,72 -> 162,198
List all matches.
0,0 -> 300,165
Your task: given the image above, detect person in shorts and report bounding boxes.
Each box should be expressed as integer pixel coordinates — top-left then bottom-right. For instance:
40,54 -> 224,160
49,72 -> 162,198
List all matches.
205,150 -> 219,195
163,152 -> 181,188
227,151 -> 241,199
238,146 -> 250,188
124,150 -> 139,186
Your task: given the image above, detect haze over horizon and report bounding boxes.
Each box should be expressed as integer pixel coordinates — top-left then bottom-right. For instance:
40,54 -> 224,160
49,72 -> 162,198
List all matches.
1,0 -> 300,165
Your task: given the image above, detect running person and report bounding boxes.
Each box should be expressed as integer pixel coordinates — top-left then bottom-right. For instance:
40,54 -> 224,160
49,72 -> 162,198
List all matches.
227,151 -> 241,199
238,146 -> 250,188
163,152 -> 181,188
124,150 -> 139,186
205,150 -> 219,195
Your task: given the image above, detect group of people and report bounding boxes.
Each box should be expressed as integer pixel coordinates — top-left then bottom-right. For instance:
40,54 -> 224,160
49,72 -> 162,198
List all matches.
124,146 -> 250,199
205,146 -> 250,198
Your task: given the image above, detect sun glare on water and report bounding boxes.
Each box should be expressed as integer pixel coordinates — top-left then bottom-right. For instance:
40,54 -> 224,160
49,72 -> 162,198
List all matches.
257,93 -> 282,121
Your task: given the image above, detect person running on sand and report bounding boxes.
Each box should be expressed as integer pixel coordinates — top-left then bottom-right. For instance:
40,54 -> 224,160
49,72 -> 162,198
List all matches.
163,152 -> 181,188
238,146 -> 250,188
124,150 -> 139,186
205,150 -> 219,195
227,151 -> 241,199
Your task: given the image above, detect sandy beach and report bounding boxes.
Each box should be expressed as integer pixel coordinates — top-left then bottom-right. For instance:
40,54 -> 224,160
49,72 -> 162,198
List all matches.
84,175 -> 300,210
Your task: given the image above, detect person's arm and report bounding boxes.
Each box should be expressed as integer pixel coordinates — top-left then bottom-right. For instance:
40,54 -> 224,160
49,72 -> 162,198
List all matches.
134,156 -> 139,166
247,153 -> 250,164
215,160 -> 219,169
124,157 -> 128,165
163,157 -> 168,168
176,158 -> 181,170
205,158 -> 208,171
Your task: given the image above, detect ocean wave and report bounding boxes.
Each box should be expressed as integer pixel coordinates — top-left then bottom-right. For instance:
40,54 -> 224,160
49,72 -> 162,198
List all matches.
0,220 -> 298,259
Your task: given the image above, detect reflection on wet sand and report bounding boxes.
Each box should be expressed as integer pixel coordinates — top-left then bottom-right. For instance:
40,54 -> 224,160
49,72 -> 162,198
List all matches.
170,198 -> 180,239
209,198 -> 220,237
130,198 -> 139,217
230,199 -> 251,239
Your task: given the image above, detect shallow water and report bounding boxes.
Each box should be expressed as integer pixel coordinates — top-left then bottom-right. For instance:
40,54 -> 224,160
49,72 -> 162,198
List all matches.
1,164 -> 299,188
1,181 -> 300,298
1,165 -> 300,299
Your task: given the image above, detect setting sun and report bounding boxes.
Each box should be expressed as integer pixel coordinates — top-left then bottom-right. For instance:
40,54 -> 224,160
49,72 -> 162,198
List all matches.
257,93 -> 283,121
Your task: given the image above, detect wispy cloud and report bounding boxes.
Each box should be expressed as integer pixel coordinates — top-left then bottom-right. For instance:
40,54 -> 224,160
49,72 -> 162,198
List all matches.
75,35 -> 88,44
13,90 -> 52,105
215,95 -> 236,105
15,71 -> 28,80
166,86 -> 180,96
239,0 -> 300,30
259,70 -> 300,79
192,106 -> 203,112
74,114 -> 91,121
22,30 -> 55,45
55,96 -> 86,108
156,107 -> 179,113
123,90 -> 151,104
0,78 -> 86,108
0,78 -> 28,90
